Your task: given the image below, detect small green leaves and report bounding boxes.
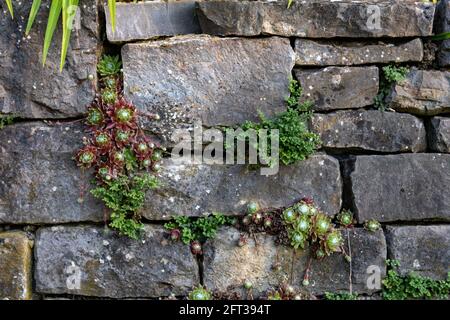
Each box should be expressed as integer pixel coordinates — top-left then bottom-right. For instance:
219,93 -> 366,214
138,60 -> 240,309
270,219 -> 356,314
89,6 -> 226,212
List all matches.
0,113 -> 15,130
382,260 -> 450,300
375,65 -> 410,111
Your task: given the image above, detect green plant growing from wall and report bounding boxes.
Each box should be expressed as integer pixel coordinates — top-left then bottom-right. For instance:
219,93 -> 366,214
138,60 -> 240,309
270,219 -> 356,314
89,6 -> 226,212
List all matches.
165,213 -> 235,255
0,114 -> 15,130
227,79 -> 321,167
382,259 -> 450,300
239,199 -> 354,287
374,65 -> 409,111
75,54 -> 162,239
324,292 -> 359,300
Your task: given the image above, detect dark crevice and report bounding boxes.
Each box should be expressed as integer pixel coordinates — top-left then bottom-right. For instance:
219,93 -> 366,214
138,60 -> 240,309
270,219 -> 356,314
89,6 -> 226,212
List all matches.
331,154 -> 357,216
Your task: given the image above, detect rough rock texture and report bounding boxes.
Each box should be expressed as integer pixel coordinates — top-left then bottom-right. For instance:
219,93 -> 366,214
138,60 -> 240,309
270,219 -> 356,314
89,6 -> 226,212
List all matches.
352,154 -> 450,222
388,69 -> 450,116
295,39 -> 423,66
143,155 -> 342,220
429,117 -> 450,153
311,110 -> 426,153
0,123 -> 103,224
122,35 -> 294,144
34,225 -> 199,298
197,1 -> 435,38
385,226 -> 450,280
295,67 -> 379,112
0,0 -> 98,119
105,2 -> 201,43
203,227 -> 386,296
0,232 -> 33,300
435,0 -> 450,68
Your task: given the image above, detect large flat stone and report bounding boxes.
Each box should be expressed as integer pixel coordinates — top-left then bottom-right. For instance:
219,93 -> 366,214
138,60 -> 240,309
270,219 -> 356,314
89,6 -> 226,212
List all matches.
197,1 -> 435,38
143,154 -> 342,220
0,232 -> 33,300
295,67 -> 379,112
122,35 -> 294,145
0,122 -> 103,224
0,0 -> 98,119
295,39 -> 423,66
385,226 -> 450,280
351,154 -> 450,223
34,225 -> 199,298
105,1 -> 201,43
311,110 -> 426,153
429,117 -> 450,153
388,69 -> 450,116
203,227 -> 386,296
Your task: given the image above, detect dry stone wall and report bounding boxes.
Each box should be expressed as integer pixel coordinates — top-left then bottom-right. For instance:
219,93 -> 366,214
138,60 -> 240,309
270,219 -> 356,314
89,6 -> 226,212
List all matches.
0,0 -> 449,300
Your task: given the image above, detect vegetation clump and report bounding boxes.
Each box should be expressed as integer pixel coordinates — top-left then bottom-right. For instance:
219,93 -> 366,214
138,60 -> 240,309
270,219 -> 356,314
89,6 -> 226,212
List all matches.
0,114 -> 15,130
164,213 -> 235,255
374,65 -> 409,111
382,260 -> 450,300
229,79 -> 321,167
75,55 -> 162,239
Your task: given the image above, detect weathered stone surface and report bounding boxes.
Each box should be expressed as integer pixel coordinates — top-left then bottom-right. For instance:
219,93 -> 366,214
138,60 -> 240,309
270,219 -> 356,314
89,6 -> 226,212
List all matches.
122,35 -> 294,144
435,0 -> 450,68
295,39 -> 423,66
105,1 -> 201,43
311,110 -> 426,153
0,0 -> 98,119
203,227 -> 386,296
385,226 -> 450,280
352,154 -> 450,222
429,117 -> 450,153
197,1 -> 435,38
295,67 -> 379,112
35,225 -> 199,298
143,154 -> 342,220
388,69 -> 450,115
0,122 -> 103,224
0,232 -> 33,300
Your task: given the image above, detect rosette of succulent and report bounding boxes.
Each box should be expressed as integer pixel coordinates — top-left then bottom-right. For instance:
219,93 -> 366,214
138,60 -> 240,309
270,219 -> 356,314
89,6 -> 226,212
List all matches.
75,55 -> 162,239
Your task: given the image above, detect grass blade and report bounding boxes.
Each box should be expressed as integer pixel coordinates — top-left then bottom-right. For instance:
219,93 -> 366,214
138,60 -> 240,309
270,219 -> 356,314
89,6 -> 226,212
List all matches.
5,0 -> 13,18
108,0 -> 116,32
42,0 -> 62,66
25,0 -> 42,35
60,0 -> 79,71
432,32 -> 450,41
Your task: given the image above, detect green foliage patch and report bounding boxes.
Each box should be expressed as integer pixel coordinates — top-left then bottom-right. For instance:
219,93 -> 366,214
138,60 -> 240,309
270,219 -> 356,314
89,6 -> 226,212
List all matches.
374,65 -> 409,111
382,259 -> 450,300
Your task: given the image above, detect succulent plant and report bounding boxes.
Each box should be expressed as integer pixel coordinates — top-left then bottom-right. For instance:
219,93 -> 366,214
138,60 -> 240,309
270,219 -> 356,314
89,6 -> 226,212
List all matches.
86,106 -> 104,126
97,55 -> 122,77
289,230 -> 306,249
243,280 -> 253,290
282,207 -> 296,224
170,229 -> 181,241
101,89 -> 117,105
323,230 -> 343,255
312,213 -> 331,238
294,214 -> 311,233
364,219 -> 381,232
247,201 -> 259,214
337,209 -> 354,227
188,285 -> 211,300
190,240 -> 202,255
76,146 -> 97,168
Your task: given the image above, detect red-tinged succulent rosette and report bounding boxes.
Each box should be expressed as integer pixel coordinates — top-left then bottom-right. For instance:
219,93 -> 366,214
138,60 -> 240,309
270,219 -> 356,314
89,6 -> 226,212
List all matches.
76,145 -> 98,169
114,128 -> 134,147
86,104 -> 105,127
96,165 -> 118,182
106,98 -> 137,130
93,130 -> 112,153
109,148 -> 126,169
